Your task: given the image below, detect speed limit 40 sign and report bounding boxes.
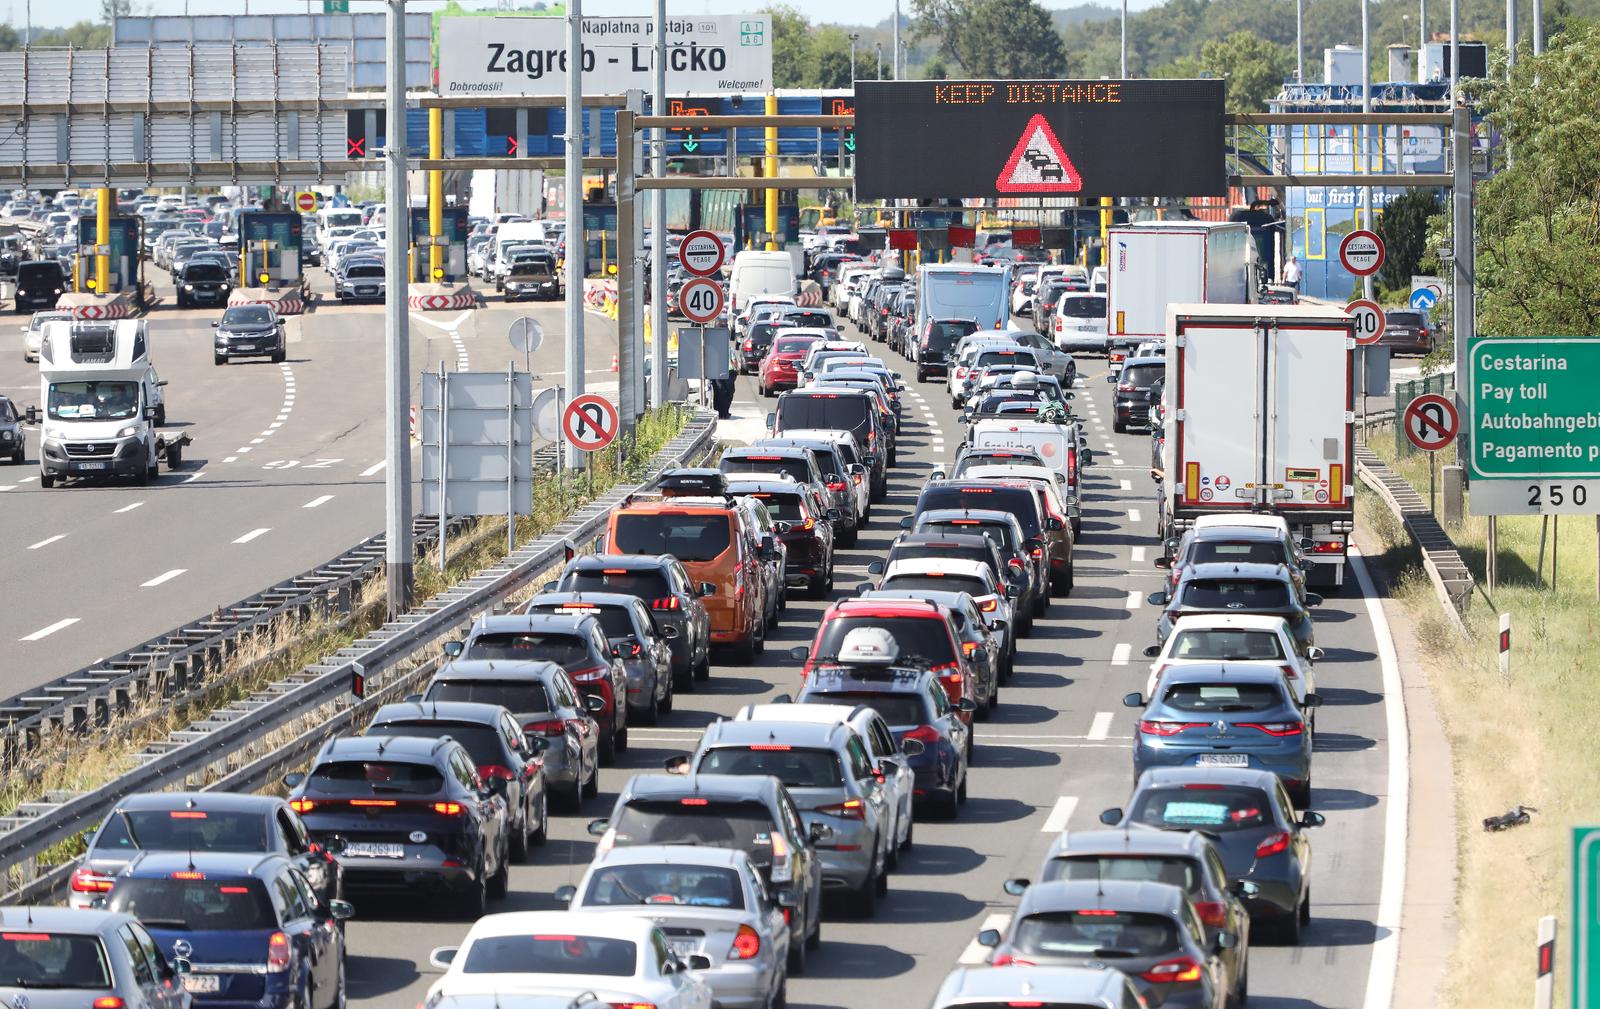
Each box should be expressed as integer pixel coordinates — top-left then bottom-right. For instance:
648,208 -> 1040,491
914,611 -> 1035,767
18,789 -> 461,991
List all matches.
678,277 -> 725,326
1346,299 -> 1386,346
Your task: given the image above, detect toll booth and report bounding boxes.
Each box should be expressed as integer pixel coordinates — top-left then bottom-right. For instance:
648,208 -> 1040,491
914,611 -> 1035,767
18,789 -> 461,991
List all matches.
74,217 -> 142,295
581,204 -> 618,277
236,211 -> 304,288
734,204 -> 800,251
408,207 -> 470,283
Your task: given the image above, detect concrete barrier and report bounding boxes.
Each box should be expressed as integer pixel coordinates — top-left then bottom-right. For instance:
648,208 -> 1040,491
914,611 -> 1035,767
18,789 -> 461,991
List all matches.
56,290 -> 140,320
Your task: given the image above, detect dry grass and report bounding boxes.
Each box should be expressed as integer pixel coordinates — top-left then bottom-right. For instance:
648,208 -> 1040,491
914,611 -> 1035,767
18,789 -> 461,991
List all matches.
1364,426 -> 1599,1009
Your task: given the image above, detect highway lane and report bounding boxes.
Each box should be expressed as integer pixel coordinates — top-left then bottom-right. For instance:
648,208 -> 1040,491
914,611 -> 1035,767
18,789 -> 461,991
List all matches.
0,273 -> 622,697
337,348 -> 1403,1009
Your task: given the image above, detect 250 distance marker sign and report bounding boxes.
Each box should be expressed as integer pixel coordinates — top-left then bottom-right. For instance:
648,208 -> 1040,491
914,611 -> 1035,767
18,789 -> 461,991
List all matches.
1469,336 -> 1600,515
852,79 -> 1226,201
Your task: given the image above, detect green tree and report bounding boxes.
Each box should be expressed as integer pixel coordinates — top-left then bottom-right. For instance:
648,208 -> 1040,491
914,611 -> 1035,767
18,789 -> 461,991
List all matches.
811,26 -> 856,87
1154,32 -> 1290,111
1374,188 -> 1441,292
763,5 -> 814,89
912,0 -> 1068,77
100,0 -> 134,21
922,55 -> 951,78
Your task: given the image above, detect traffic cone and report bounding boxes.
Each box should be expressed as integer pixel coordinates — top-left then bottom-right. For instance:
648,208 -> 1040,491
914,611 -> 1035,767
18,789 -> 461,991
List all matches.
610,353 -> 619,372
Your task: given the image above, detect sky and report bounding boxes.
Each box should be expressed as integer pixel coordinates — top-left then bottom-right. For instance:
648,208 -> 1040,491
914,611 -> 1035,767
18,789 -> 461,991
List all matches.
8,0 -> 1169,32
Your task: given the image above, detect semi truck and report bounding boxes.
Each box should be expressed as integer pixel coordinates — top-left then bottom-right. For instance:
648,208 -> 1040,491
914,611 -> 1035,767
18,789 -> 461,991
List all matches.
33,318 -> 189,488
1105,221 -> 1254,356
1157,304 -> 1356,588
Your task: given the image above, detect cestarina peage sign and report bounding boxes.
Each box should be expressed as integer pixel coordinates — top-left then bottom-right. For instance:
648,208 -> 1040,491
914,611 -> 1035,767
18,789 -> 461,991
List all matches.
437,15 -> 773,96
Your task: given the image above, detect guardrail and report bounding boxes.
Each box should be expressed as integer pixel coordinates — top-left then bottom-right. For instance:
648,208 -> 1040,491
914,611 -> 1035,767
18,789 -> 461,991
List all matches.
1353,444 -> 1472,636
0,414 -> 717,904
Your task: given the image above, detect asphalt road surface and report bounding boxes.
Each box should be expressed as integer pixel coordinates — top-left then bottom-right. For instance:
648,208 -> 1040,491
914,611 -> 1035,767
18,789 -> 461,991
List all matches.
328,350 -> 1403,1009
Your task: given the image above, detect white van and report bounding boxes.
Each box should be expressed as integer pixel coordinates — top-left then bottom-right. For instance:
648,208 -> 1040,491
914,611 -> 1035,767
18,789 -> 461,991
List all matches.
728,251 -> 797,316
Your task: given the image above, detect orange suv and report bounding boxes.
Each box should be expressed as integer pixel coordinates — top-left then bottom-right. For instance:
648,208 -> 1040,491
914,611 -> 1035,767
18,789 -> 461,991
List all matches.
605,493 -> 771,661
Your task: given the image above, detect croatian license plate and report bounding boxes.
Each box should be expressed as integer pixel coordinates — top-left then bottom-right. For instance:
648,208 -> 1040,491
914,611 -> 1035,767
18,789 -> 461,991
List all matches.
358,287 -> 375,295
182,975 -> 221,994
670,939 -> 698,958
234,344 -> 255,352
76,461 -> 106,471
345,842 -> 404,859
1196,753 -> 1249,767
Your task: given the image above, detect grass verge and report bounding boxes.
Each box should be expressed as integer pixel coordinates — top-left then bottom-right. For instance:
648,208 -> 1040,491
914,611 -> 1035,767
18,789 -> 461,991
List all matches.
1363,425 -> 1597,1009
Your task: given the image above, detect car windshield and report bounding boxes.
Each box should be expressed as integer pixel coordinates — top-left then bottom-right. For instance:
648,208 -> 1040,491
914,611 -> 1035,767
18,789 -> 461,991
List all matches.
815,616 -> 954,666
611,800 -> 780,865
184,263 -> 227,281
722,455 -> 810,483
47,380 -> 138,421
801,690 -> 926,727
883,573 -> 988,596
1190,541 -> 1287,565
562,568 -> 673,601
0,932 -> 112,988
366,723 -> 504,766
94,809 -> 268,854
697,746 -> 843,788
1170,630 -> 1285,661
739,490 -> 806,522
223,306 -> 273,326
306,760 -> 445,795
1043,855 -> 1201,894
612,513 -> 732,562
108,878 -> 277,932
346,264 -> 384,279
425,679 -> 552,713
1127,786 -> 1275,832
583,864 -> 745,909
1060,296 -> 1105,318
1160,682 -> 1284,713
465,631 -> 592,667
1181,579 -> 1291,610
1011,910 -> 1180,958
461,935 -> 637,976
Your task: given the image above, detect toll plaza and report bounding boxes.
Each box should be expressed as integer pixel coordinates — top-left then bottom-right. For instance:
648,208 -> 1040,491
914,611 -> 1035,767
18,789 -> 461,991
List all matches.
408,207 -> 470,284
73,216 -> 142,300
234,211 -> 309,315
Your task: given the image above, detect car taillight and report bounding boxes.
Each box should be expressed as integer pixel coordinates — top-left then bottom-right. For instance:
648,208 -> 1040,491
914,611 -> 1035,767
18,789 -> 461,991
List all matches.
817,798 -> 866,820
769,831 -> 793,883
1193,900 -> 1227,928
93,999 -> 125,1009
1118,383 -> 1135,392
743,340 -> 753,350
569,664 -> 607,683
827,480 -> 846,492
903,725 -> 941,744
1240,721 -> 1304,736
432,802 -> 464,816
1312,540 -> 1345,554
525,718 -> 567,737
990,953 -> 1035,967
1029,546 -> 1043,558
956,366 -> 969,378
1256,831 -> 1292,858
723,922 -> 761,959
1138,720 -> 1206,736
477,764 -> 515,781
852,472 -> 863,485
623,641 -> 644,658
70,867 -> 115,894
1280,663 -> 1298,680
610,1003 -> 658,1009
266,932 -> 291,973
1055,317 -> 1062,332
288,798 -> 314,814
651,597 -> 681,611
961,641 -> 980,657
1007,557 -> 1024,570
1140,956 -> 1201,983
977,596 -> 999,613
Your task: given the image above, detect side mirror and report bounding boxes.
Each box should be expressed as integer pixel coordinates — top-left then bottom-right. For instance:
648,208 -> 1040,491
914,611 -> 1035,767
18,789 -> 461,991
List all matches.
991,619 -> 1008,631
326,899 -> 355,922
660,623 -> 680,639
404,693 -> 422,703
1303,692 -> 1324,708
586,818 -> 611,837
848,463 -> 866,476
808,822 -> 834,844
1004,585 -> 1019,600
698,582 -> 717,597
553,884 -> 577,905
523,734 -> 550,753
25,406 -> 39,424
1216,931 -> 1239,951
1122,692 -> 1144,708
611,646 -> 623,658
765,412 -> 776,430
541,581 -> 559,593
320,836 -> 348,855
1304,593 -> 1324,607
1300,811 -> 1326,828
956,698 -> 977,713
867,561 -> 885,576
210,320 -> 220,328
900,737 -> 926,756
442,640 -> 465,658
826,473 -> 842,485
1098,808 -> 1123,826
773,521 -> 793,535
1147,590 -> 1168,606
663,754 -> 690,773
774,890 -> 800,909
1142,644 -> 1161,658
687,954 -> 713,971
976,929 -> 1002,948
1002,878 -> 1030,896
282,772 -> 306,789
145,406 -> 157,420
1153,556 -> 1172,569
1081,447 -> 1094,466
485,775 -> 509,797
1230,880 -> 1261,898
826,508 -> 841,521
1306,646 -> 1325,662
1106,373 -> 1117,383
172,957 -> 192,975
789,645 -> 810,662
584,694 -> 607,714
428,947 -> 458,969
1301,538 -> 1315,550
1045,517 -> 1065,532
771,693 -> 793,704
899,516 -> 914,529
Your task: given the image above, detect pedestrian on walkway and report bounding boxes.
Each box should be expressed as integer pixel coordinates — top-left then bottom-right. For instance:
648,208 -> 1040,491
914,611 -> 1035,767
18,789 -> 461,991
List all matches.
1283,254 -> 1302,290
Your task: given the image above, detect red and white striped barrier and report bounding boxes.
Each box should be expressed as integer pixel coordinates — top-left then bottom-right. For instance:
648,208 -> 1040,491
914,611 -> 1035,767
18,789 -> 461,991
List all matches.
407,289 -> 477,311
228,288 -> 306,315
56,292 -> 140,320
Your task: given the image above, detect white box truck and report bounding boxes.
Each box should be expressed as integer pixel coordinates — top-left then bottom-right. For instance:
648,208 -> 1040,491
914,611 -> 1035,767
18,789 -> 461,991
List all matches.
1105,221 -> 1254,355
913,264 -> 1012,365
1158,304 -> 1355,587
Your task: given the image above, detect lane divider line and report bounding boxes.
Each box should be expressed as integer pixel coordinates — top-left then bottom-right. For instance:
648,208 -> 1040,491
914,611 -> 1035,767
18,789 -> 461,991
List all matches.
1040,795 -> 1078,833
233,528 -> 272,544
1125,590 -> 1143,610
304,494 -> 335,509
1128,508 -> 1142,523
1121,479 -> 1133,491
1131,546 -> 1146,563
141,568 -> 187,588
361,461 -> 387,478
1086,711 -> 1114,740
183,470 -> 206,484
1111,643 -> 1131,666
20,617 -> 79,642
28,534 -> 65,550
114,501 -> 144,514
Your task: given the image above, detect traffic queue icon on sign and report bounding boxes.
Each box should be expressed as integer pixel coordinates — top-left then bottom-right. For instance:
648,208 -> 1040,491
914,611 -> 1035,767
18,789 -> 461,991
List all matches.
996,114 -> 1084,194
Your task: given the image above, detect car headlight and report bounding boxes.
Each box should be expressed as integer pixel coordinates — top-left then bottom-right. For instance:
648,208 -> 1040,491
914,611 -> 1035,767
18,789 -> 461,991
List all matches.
183,284 -> 194,291
116,425 -> 139,438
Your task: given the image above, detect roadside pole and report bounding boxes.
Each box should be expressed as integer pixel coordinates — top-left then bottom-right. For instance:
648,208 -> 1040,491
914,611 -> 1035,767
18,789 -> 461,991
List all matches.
429,108 -> 443,280
1451,103 -> 1474,464
96,188 -> 111,294
616,100 -> 639,437
650,0 -> 667,410
1534,914 -> 1555,1009
765,93 -> 779,251
383,0 -> 414,616
1361,0 -> 1374,306
563,0 -> 586,469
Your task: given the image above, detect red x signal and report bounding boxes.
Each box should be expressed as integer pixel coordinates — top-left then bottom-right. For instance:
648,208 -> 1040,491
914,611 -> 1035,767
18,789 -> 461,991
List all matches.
346,136 -> 365,158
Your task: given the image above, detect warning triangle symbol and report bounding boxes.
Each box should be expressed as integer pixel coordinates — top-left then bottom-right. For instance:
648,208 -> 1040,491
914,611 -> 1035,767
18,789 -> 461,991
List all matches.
995,113 -> 1084,194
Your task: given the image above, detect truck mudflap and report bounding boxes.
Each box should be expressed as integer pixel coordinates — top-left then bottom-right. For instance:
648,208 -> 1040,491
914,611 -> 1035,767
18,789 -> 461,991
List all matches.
155,431 -> 193,469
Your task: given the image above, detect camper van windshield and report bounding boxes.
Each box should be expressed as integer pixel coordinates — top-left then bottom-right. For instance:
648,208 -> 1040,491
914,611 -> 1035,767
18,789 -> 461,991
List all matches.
48,381 -> 139,421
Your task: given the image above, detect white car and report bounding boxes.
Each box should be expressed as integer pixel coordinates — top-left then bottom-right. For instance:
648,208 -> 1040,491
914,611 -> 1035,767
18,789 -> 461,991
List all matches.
22,309 -> 71,362
429,911 -> 713,1009
1010,278 -> 1036,316
734,295 -> 795,338
930,965 -> 1147,1009
1052,292 -> 1109,353
555,847 -> 789,1009
1143,612 -> 1322,703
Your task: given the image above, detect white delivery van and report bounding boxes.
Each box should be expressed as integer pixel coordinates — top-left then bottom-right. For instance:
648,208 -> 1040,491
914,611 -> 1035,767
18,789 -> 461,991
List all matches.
914,264 -> 1012,363
1105,220 -> 1253,349
729,251 -> 797,316
967,417 -> 1089,522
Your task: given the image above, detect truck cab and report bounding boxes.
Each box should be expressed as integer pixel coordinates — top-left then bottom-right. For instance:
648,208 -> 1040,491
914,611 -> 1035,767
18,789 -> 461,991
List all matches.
35,318 -> 185,488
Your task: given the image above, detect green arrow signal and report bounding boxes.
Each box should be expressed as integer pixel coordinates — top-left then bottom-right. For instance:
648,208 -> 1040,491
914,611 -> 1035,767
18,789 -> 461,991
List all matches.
844,132 -> 856,152
682,133 -> 700,153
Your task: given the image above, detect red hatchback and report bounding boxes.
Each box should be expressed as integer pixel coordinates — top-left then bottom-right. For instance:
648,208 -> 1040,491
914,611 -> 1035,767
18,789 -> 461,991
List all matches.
800,598 -> 978,723
759,333 -> 825,397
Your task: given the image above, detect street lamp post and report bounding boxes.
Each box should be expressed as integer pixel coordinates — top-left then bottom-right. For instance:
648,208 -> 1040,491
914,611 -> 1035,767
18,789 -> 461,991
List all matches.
849,33 -> 859,84
875,42 -> 883,80
893,0 -> 901,79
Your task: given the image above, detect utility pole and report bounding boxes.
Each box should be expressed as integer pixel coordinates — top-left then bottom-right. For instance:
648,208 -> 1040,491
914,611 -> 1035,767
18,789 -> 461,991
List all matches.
1507,0 -> 1517,72
875,42 -> 883,80
1361,0 -> 1374,302
1296,0 -> 1304,81
1419,0 -> 1427,71
1450,0 -> 1459,101
1451,103 -> 1474,463
849,34 -> 859,83
1121,0 -> 1129,77
1534,0 -> 1544,52
564,0 -> 586,468
650,0 -> 667,411
892,0 -> 900,79
383,0 -> 413,617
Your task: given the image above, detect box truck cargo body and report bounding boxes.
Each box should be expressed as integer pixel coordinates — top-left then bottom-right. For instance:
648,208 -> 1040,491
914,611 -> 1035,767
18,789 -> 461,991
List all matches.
1106,222 -> 1253,347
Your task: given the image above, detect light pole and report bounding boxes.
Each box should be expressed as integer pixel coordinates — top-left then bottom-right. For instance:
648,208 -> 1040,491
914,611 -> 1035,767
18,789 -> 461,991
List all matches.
849,33 -> 859,84
893,0 -> 901,79
1121,0 -> 1128,76
875,42 -> 883,80
1296,0 -> 1304,81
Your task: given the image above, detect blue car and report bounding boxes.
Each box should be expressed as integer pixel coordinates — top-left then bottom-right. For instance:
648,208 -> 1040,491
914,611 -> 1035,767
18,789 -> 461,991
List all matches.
1123,663 -> 1321,806
105,851 -> 352,1009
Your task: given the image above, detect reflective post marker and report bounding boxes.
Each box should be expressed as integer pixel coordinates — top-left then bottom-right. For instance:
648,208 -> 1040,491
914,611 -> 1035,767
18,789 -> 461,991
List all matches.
1498,612 -> 1510,680
765,93 -> 779,252
1535,914 -> 1555,1009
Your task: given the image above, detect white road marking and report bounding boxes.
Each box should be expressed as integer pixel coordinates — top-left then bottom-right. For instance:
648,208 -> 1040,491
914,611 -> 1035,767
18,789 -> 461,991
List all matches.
1126,590 -> 1143,610
410,309 -> 472,332
1040,796 -> 1078,833
19,475 -> 36,483
268,422 -> 283,429
1121,479 -> 1133,491
28,534 -> 65,550
360,461 -> 387,477
1131,546 -> 1146,563
0,485 -> 14,492
233,528 -> 272,544
141,568 -> 187,587
1113,457 -> 1125,466
1086,711 -> 1114,740
959,914 -> 1011,965
20,617 -> 79,641
304,494 -> 335,509
183,471 -> 206,483
1128,508 -> 1142,523
237,446 -> 252,453
1111,643 -> 1131,666
224,456 -> 238,463
250,437 -> 265,444
114,501 -> 144,514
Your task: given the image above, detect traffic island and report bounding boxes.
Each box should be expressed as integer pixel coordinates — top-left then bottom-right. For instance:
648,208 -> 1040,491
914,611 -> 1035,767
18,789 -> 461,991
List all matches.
229,285 -> 308,316
56,290 -> 140,320
408,282 -> 477,311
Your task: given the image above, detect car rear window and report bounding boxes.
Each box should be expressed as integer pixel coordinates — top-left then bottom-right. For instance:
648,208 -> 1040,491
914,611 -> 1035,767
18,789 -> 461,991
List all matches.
109,878 -> 277,932
1169,630 -> 1285,661
93,809 -> 269,854
462,934 -> 636,976
17,262 -> 63,285
611,800 -> 779,865
583,864 -> 745,909
563,568 -> 672,602
1160,682 -> 1284,713
889,543 -> 996,576
783,311 -> 832,328
1011,910 -> 1180,958
976,349 -> 1034,368
1189,541 -> 1287,566
525,602 -> 636,639
919,519 -> 1019,553
775,337 -> 817,354
0,932 -> 111,988
1120,363 -> 1164,389
738,490 -> 807,522
1059,295 -> 1105,318
425,679 -> 552,713
801,690 -> 927,727
613,512 -> 732,563
366,723 -> 505,766
465,631 -> 592,667
882,573 -> 988,596
926,321 -> 978,350
778,396 -> 870,441
1387,311 -> 1424,326
1180,579 -> 1291,610
1127,786 -> 1274,832
697,745 -> 843,788
815,615 -> 955,666
918,486 -> 1042,539
721,455 -> 811,483
306,760 -> 445,795
345,264 -> 385,279
1043,855 -> 1201,894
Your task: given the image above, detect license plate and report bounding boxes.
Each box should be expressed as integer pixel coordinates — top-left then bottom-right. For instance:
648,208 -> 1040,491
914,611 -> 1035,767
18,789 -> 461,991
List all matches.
234,344 -> 255,352
76,461 -> 106,471
670,939 -> 698,958
182,975 -> 221,994
357,288 -> 375,295
344,842 -> 404,859
1196,753 -> 1249,767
